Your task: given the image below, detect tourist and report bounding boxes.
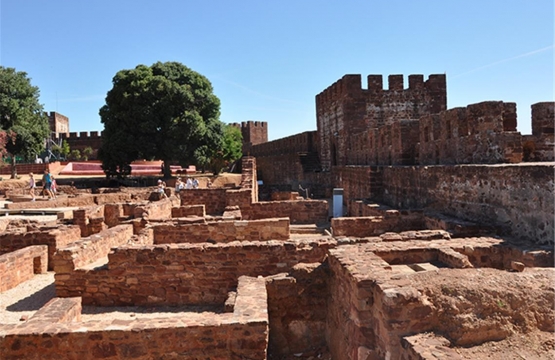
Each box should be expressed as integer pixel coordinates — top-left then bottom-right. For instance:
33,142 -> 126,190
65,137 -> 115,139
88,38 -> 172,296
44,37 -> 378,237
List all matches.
175,177 -> 184,193
29,173 -> 36,201
51,175 -> 57,199
43,169 -> 54,200
185,177 -> 193,189
192,178 -> 199,189
207,179 -> 212,188
157,179 -> 168,198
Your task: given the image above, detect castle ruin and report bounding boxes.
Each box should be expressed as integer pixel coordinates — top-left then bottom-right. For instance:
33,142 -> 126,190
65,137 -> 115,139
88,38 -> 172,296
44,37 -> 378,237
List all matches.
0,73 -> 553,359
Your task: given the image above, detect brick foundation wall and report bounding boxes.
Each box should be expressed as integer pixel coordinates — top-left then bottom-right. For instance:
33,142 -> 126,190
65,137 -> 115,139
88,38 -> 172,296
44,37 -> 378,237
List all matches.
245,200 -> 329,225
0,245 -> 48,292
54,238 -> 333,306
52,224 -> 134,273
153,218 -> 290,244
331,213 -> 426,238
0,226 -> 81,270
4,193 -> 132,210
380,164 -> 554,244
133,197 -> 177,220
180,188 -> 228,214
266,263 -> 329,356
171,204 -> 206,217
0,276 -> 269,359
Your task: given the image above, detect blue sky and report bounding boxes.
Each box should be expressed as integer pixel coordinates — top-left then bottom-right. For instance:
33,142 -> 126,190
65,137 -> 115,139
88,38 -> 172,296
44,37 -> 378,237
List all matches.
1,0 -> 553,140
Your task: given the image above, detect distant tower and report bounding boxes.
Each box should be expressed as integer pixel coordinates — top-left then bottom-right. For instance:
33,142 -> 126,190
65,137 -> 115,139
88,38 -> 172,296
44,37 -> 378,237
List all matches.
47,111 -> 69,137
240,121 -> 268,154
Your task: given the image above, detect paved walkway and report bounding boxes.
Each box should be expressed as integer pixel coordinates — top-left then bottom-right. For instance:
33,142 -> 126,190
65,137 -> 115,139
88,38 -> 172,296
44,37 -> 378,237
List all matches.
0,273 -> 56,324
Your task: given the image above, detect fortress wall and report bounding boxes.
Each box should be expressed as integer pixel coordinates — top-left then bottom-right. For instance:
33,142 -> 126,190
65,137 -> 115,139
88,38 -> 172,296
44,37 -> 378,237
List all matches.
316,74 -> 447,169
380,164 -> 554,244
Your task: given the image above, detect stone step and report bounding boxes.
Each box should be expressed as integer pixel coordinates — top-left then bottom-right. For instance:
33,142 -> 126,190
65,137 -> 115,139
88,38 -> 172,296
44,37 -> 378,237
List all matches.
290,224 -> 329,235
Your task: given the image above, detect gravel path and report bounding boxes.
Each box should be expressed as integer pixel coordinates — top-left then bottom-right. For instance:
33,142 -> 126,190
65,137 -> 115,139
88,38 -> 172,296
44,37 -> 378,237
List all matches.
0,273 -> 56,324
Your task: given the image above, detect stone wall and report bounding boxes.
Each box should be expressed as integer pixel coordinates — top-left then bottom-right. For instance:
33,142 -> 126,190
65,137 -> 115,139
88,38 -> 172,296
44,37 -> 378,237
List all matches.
52,224 -> 134,273
171,204 -> 206,218
245,200 -> 329,225
266,262 -> 329,356
523,102 -> 554,162
418,101 -> 522,165
316,74 -> 447,170
133,197 -> 177,220
331,213 -> 427,238
0,276 -> 269,359
4,193 -> 132,210
180,188 -> 228,214
54,238 -> 333,306
0,245 -> 48,292
0,225 -> 81,270
380,163 -> 554,244
153,218 -> 290,244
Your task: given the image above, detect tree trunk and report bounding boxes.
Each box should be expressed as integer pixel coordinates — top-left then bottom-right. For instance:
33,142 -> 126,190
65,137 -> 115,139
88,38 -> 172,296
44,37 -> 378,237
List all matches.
10,156 -> 16,179
163,160 -> 171,178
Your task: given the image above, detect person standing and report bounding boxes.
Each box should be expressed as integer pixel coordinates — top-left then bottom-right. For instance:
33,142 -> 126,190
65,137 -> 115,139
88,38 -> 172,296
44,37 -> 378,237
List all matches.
43,169 -> 54,200
51,175 -> 57,199
29,173 -> 36,201
175,177 -> 184,193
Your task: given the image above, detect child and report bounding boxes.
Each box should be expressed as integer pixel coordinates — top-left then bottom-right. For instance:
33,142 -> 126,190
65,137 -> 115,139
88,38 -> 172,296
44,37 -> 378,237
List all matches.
51,175 -> 57,199
29,173 -> 36,201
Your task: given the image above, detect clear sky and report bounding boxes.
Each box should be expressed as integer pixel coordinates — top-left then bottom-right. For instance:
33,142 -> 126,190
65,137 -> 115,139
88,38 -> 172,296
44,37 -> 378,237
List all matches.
1,0 -> 553,140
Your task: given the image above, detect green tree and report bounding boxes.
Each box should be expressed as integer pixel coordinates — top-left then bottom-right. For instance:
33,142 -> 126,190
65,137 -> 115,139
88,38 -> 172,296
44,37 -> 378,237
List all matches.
206,124 -> 243,174
51,140 -> 70,160
99,61 -> 223,178
0,67 -> 50,178
69,149 -> 81,161
82,146 -> 93,161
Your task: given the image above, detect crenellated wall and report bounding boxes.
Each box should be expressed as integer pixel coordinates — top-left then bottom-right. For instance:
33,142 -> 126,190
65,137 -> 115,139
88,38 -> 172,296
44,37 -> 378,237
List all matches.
316,74 -> 447,170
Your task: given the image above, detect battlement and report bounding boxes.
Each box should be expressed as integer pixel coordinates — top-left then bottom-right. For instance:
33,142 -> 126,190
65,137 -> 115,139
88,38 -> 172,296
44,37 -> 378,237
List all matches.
56,131 -> 103,139
316,73 -> 447,106
241,120 -> 267,128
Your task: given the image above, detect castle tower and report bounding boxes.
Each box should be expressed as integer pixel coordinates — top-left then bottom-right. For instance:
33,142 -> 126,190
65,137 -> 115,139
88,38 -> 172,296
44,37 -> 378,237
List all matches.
315,74 -> 447,170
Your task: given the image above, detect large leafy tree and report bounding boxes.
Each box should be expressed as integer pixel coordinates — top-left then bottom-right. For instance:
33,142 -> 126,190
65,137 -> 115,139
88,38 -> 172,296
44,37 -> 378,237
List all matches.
0,67 -> 50,178
202,124 -> 243,174
99,61 -> 223,178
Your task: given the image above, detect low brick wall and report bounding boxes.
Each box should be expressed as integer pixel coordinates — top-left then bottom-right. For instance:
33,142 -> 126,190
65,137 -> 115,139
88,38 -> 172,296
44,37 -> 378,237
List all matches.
0,245 -> 48,292
54,238 -> 333,306
180,188 -> 228,214
332,212 -> 427,237
73,205 -> 106,237
171,204 -> 206,218
4,193 -> 133,210
245,200 -> 329,225
133,197 -> 177,220
266,263 -> 329,356
0,225 -> 81,270
153,218 -> 290,244
0,276 -> 268,359
52,224 -> 134,273
27,297 -> 82,324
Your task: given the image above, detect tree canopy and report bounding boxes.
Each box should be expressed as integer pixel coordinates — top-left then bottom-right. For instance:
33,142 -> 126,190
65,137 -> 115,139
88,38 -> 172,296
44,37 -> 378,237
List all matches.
99,61 -> 224,178
0,66 -> 50,176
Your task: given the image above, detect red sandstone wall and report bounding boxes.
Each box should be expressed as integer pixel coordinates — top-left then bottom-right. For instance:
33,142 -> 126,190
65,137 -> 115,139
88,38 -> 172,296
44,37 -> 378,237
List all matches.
0,245 -> 48,292
54,239 -> 333,306
153,218 -> 290,244
418,101 -> 523,165
1,277 -> 268,359
380,164 -> 554,244
316,74 -> 447,170
245,200 -> 329,225
52,224 -> 134,273
0,226 -> 81,270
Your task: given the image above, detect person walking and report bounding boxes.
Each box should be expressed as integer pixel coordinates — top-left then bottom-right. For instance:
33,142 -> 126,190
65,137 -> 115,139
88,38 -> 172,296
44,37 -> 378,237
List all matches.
43,169 -> 54,200
51,175 -> 57,199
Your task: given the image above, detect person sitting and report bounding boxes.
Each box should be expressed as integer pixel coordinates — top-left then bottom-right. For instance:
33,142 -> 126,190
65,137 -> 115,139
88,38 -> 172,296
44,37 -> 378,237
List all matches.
175,177 -> 184,193
157,179 -> 168,198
